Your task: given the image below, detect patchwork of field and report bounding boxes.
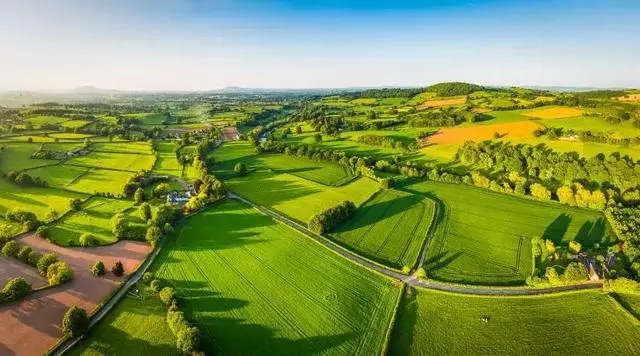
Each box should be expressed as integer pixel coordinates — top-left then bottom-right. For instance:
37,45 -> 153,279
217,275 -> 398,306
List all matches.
68,287 -> 178,356
153,141 -> 182,176
401,180 -> 612,285
67,151 -> 155,172
426,120 -> 541,145
48,197 -> 135,246
389,288 -> 640,355
153,200 -> 401,355
0,177 -> 87,220
330,189 -> 434,269
227,170 -> 380,223
420,96 -> 466,108
523,106 -> 583,119
26,164 -> 134,195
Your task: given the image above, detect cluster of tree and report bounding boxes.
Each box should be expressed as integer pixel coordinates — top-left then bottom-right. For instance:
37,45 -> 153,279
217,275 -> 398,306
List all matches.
425,82 -> 483,97
111,212 -> 146,241
5,207 -> 40,231
354,134 -> 418,151
556,183 -> 607,210
341,88 -> 424,99
540,126 -> 640,147
0,277 -> 32,304
308,201 -> 356,234
0,239 -> 74,286
408,108 -> 487,127
4,170 -> 47,188
62,306 -> 89,338
605,206 -> 640,278
184,175 -> 227,214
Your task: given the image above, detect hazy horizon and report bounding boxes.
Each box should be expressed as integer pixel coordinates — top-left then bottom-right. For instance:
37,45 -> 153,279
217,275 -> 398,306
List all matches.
2,0 -> 640,91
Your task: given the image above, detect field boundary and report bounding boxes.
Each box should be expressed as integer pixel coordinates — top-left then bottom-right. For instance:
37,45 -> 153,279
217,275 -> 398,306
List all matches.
379,283 -> 406,356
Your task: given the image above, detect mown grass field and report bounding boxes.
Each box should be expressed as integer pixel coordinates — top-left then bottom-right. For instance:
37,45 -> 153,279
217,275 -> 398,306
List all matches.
400,180 -> 612,285
330,189 -> 434,269
0,177 -> 86,220
389,288 -> 640,355
61,120 -> 91,129
65,168 -> 135,196
92,141 -> 153,154
48,197 -> 134,246
67,151 -> 155,172
614,293 -> 640,320
0,143 -> 59,171
26,164 -> 88,189
227,170 -> 380,223
153,200 -> 401,355
153,141 -> 182,177
68,286 -> 178,356
25,115 -> 69,126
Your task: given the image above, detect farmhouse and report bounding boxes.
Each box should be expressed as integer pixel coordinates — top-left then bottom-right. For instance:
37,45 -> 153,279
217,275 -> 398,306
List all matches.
166,189 -> 194,205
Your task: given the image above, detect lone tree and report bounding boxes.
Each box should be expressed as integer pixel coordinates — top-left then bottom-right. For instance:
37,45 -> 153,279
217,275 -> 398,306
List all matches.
234,163 -> 248,176
62,306 -> 89,338
134,187 -> 145,204
69,199 -> 83,211
91,261 -> 106,277
139,203 -> 152,222
112,261 -> 124,276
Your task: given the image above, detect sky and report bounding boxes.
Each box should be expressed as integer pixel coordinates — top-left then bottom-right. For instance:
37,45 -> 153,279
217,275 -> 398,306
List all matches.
1,0 -> 639,91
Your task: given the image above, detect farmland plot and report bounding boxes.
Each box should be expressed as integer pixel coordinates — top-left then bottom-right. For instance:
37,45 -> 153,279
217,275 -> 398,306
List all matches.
92,141 -> 153,155
0,177 -> 87,220
153,141 -> 182,176
401,180 -> 612,285
330,189 -> 435,269
0,143 -> 59,171
153,200 -> 401,355
26,164 -> 88,189
65,168 -> 135,196
389,288 -> 640,355
67,151 -> 155,172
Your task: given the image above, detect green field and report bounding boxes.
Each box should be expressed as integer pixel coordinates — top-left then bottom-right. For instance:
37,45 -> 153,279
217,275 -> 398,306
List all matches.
0,143 -> 59,172
227,170 -> 380,224
48,197 -> 134,246
153,141 -> 182,176
65,168 -> 135,196
26,115 -> 69,127
125,113 -> 167,125
389,288 -> 640,355
26,164 -> 88,189
329,189 -> 434,269
401,180 -> 612,285
539,115 -> 640,138
69,286 -> 178,356
92,141 -> 153,154
284,133 -> 405,161
67,151 -> 155,172
153,200 -> 401,355
61,120 -> 91,129
615,293 -> 640,320
0,177 -> 87,220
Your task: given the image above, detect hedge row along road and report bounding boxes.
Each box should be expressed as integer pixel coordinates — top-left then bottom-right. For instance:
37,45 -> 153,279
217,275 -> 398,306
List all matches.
227,192 -> 604,296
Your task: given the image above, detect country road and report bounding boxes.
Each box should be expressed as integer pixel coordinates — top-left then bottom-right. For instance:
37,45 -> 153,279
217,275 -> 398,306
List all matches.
227,192 -> 604,296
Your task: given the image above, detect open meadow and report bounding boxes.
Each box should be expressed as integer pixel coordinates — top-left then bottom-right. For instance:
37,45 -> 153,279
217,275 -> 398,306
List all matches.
400,180 -> 612,285
67,151 -> 155,172
329,189 -> 435,269
153,141 -> 182,176
152,199 -> 401,355
388,288 -> 640,355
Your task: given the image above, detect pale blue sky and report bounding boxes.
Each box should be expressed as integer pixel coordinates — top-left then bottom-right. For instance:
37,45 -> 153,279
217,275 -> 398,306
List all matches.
1,0 -> 639,90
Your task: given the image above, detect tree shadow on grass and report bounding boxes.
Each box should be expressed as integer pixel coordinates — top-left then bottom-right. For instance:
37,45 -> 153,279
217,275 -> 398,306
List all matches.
332,194 -> 424,233
574,217 -> 610,247
387,286 -> 418,355
78,321 -> 179,356
541,213 -> 572,244
423,250 -> 464,275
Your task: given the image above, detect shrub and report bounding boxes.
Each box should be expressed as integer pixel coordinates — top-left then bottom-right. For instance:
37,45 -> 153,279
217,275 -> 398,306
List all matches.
176,326 -> 200,354
37,252 -> 59,276
163,223 -> 174,235
27,251 -> 41,266
6,208 -> 37,223
145,226 -> 162,247
380,177 -> 393,189
307,201 -> 356,234
35,226 -> 49,239
111,213 -> 128,239
134,187 -> 145,204
153,183 -> 172,197
17,246 -> 33,263
569,240 -> 582,254
69,199 -> 83,211
79,233 -> 98,247
112,261 -> 124,276
142,272 -> 154,284
415,267 -> 427,278
150,279 -> 162,292
604,277 -> 640,294
234,163 -> 248,176
1,277 -> 32,302
139,203 -> 152,222
91,261 -> 106,277
1,240 -> 20,257
159,287 -> 176,306
47,261 -> 74,285
62,306 -> 89,337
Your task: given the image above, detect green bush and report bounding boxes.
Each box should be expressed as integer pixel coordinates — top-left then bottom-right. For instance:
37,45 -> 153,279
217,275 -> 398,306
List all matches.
17,246 -> 33,263
1,240 -> 20,258
112,261 -> 124,276
308,200 -> 356,234
1,277 -> 32,303
91,261 -> 106,277
139,202 -> 152,222
145,226 -> 162,247
79,233 -> 98,247
234,162 -> 248,176
62,306 -> 89,337
47,261 -> 74,285
142,272 -> 154,285
27,251 -> 41,267
150,279 -> 162,292
159,287 -> 176,306
37,252 -> 59,276
36,226 -> 49,239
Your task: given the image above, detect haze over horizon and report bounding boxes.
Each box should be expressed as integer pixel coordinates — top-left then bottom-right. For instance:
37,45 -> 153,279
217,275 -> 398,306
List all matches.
2,0 -> 640,91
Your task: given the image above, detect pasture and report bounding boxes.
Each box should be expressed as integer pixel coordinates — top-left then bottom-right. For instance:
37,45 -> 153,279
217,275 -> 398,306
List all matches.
48,197 -> 134,246
389,288 -> 640,355
153,200 -> 401,355
539,116 -> 640,139
65,168 -> 135,196
49,133 -> 93,139
67,151 -> 155,172
25,115 -> 69,127
61,120 -> 91,129
330,189 -> 435,269
284,132 -> 405,161
0,177 -> 87,221
227,170 -> 380,223
92,141 -> 153,154
400,180 -> 612,285
523,106 -> 583,119
153,141 -> 182,176
0,143 -> 59,171
350,98 -> 377,105
125,113 -> 167,125
26,164 -> 88,189
68,286 -> 178,356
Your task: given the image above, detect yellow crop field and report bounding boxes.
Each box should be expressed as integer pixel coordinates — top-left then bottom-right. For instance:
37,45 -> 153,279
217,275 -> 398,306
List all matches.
426,120 -> 541,145
421,96 -> 466,108
524,107 -> 583,119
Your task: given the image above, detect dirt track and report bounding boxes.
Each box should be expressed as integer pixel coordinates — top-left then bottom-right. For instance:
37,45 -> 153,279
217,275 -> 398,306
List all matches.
0,235 -> 150,356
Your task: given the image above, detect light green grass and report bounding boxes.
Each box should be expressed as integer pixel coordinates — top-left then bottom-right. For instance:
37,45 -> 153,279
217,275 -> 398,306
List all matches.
153,200 -> 401,355
227,170 -> 380,224
0,177 -> 87,220
91,141 -> 153,154
614,293 -> 640,320
350,98 -> 377,105
406,92 -> 436,105
389,288 -> 640,355
67,151 -> 155,172
284,133 -> 404,161
330,189 -> 434,269
48,197 -> 134,246
153,141 -> 182,176
26,164 -> 88,189
401,180 -> 612,285
26,115 -> 69,126
65,168 -> 135,196
539,116 -> 640,139
0,143 -> 59,172
49,133 -> 93,139
61,120 -> 91,129
125,113 -> 167,125
377,97 -> 407,106
68,286 -> 178,356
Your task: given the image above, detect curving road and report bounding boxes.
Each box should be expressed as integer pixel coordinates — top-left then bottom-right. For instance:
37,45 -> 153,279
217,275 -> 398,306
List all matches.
227,192 -> 604,296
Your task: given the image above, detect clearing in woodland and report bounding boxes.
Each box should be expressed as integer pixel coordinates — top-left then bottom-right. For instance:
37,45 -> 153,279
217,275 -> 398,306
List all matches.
388,288 -> 640,355
329,189 -> 435,269
400,180 -> 612,285
152,199 -> 401,355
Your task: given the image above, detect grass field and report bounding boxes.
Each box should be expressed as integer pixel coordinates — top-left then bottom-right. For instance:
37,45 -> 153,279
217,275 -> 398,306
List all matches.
26,115 -> 69,127
227,170 -> 380,223
284,133 -> 405,161
61,120 -> 91,129
153,141 -> 182,176
26,164 -> 88,189
614,293 -> 640,320
523,106 -> 583,119
67,151 -> 155,172
400,180 -> 612,285
92,141 -> 153,154
49,133 -> 93,139
350,98 -> 377,105
65,168 -> 135,196
0,177 -> 86,220
539,116 -> 640,139
329,189 -> 435,269
153,200 -> 401,355
0,143 -> 59,171
125,113 -> 167,125
48,197 -> 134,246
388,288 -> 640,355
69,286 -> 178,356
